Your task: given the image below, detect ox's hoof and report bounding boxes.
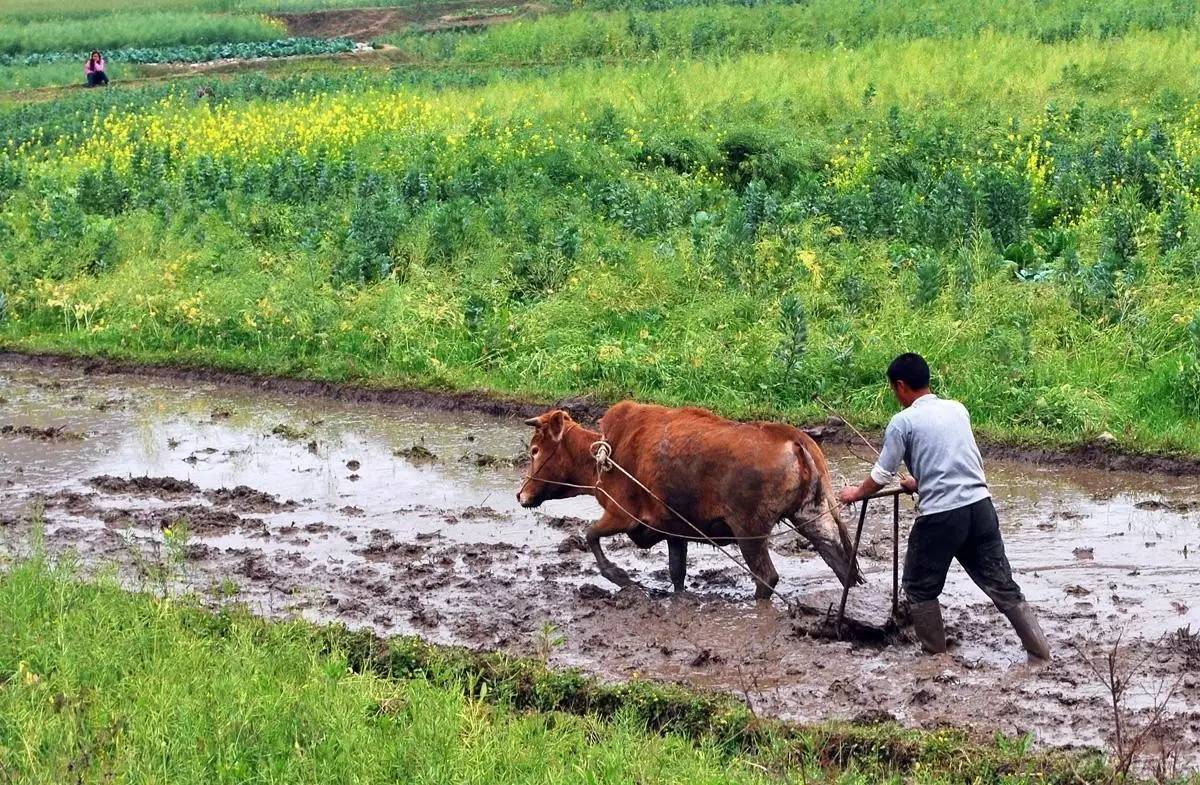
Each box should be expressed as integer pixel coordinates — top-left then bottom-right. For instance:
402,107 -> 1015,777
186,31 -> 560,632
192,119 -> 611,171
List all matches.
601,568 -> 634,588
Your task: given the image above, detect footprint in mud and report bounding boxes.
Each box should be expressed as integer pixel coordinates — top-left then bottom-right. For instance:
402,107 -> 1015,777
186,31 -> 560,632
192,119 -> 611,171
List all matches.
1135,499 -> 1196,513
237,553 -> 277,581
184,447 -> 218,465
204,486 -> 296,513
93,397 -> 127,412
458,452 -> 528,469
409,601 -> 441,628
394,443 -> 437,463
100,505 -> 268,538
87,475 -> 200,498
689,648 -> 725,667
1,424 -> 85,442
444,506 -> 512,524
269,423 -> 311,441
577,584 -> 613,601
185,542 -> 220,561
354,530 -> 429,562
556,534 -> 586,553
534,513 -> 588,530
539,561 -> 584,578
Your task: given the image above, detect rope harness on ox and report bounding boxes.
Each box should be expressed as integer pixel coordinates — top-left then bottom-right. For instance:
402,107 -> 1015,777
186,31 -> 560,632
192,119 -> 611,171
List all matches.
520,429 -> 855,609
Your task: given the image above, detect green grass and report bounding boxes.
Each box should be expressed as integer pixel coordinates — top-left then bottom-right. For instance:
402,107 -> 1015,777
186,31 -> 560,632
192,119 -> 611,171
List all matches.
0,546 -> 1102,783
0,12 -> 285,57
0,559 -> 768,783
0,60 -> 140,90
383,0 -> 1200,64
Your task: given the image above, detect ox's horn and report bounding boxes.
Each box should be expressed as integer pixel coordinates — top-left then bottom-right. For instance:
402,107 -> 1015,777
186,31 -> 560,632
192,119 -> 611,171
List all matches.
523,417 -> 540,427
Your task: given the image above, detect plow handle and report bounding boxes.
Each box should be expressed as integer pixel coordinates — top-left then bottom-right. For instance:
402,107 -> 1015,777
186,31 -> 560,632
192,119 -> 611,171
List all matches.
835,488 -> 909,639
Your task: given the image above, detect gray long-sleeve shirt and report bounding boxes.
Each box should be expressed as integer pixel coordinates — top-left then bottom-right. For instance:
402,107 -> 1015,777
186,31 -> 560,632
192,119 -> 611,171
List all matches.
870,393 -> 991,516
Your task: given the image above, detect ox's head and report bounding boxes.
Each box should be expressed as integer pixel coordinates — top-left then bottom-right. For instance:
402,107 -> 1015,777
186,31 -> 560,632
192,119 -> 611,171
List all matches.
517,409 -> 589,508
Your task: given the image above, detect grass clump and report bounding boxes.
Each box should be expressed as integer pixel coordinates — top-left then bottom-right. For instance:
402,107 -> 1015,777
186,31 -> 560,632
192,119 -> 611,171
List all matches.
0,556 -> 772,784
0,552 -> 1105,783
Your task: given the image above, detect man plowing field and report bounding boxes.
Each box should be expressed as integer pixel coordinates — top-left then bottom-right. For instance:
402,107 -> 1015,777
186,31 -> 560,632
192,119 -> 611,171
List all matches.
839,353 -> 1050,660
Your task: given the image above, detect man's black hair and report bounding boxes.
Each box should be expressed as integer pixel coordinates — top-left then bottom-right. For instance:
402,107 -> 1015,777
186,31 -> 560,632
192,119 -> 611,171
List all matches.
887,352 -> 930,389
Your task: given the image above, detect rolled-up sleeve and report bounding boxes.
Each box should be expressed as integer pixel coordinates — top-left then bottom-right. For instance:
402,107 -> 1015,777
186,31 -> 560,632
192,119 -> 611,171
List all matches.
870,416 -> 906,486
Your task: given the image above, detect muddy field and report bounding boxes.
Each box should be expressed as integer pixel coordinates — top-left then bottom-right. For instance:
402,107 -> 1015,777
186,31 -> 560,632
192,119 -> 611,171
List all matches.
1,358 -> 1198,765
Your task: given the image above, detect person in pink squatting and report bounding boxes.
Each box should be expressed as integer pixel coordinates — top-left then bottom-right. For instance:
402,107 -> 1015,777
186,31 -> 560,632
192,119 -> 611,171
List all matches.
85,51 -> 109,87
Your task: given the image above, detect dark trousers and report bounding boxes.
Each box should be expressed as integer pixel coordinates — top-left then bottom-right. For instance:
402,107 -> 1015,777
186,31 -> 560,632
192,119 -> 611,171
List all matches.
87,71 -> 109,87
902,497 -> 1024,610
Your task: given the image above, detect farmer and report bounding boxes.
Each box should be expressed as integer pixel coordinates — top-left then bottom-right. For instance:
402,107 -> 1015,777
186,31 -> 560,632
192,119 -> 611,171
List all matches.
838,353 -> 1050,661
85,51 -> 109,87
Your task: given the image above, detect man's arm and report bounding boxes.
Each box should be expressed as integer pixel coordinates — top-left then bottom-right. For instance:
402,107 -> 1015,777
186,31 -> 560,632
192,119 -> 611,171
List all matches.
838,418 -> 913,504
839,474 -> 885,505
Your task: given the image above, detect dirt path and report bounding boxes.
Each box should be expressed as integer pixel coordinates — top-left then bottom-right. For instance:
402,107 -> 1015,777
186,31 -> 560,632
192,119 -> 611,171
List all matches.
273,1 -> 546,39
1,360 -> 1198,766
0,46 -> 398,104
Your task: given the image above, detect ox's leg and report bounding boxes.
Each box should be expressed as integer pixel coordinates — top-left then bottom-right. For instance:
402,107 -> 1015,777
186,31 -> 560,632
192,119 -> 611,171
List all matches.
586,512 -> 634,588
668,538 -> 688,592
737,535 -> 779,601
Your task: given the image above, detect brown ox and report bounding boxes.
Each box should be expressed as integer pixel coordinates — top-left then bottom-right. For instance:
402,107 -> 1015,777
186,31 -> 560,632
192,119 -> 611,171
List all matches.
517,401 -> 861,599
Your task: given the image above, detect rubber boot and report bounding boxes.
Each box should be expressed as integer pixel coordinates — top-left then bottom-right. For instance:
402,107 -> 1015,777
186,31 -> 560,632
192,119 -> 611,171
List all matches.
909,600 -> 947,654
1001,601 -> 1050,661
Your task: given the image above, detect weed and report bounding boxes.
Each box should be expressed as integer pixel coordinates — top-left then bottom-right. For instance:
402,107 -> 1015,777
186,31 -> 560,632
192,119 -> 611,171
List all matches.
533,621 -> 567,662
1073,633 -> 1185,783
774,292 -> 807,385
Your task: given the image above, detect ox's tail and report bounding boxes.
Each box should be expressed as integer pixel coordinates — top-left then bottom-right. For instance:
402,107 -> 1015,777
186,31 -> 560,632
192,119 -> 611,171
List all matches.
793,434 -> 864,588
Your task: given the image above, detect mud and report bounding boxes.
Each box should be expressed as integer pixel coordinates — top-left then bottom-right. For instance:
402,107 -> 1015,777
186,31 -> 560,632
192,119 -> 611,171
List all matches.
2,359 -> 1199,766
1,423 -> 85,441
87,474 -> 199,497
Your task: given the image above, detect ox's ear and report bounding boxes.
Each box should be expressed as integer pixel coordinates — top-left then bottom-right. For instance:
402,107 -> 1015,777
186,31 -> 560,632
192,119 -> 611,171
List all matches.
545,410 -> 571,442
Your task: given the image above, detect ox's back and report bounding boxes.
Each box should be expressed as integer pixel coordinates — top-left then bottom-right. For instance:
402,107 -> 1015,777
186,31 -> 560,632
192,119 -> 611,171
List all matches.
598,401 -> 815,530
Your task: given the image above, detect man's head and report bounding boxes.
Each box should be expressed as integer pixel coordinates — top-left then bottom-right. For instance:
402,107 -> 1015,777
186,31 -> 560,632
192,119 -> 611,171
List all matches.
887,352 -> 931,408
